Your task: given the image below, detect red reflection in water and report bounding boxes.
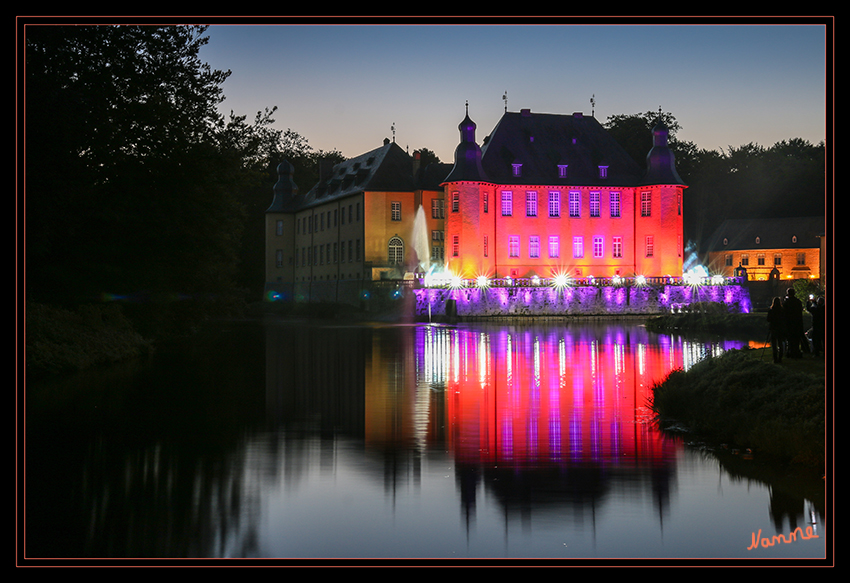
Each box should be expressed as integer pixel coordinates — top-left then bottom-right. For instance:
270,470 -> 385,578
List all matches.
418,325 -> 684,470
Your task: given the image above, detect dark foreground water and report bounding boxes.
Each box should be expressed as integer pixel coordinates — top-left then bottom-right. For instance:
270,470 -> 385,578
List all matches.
24,318 -> 828,564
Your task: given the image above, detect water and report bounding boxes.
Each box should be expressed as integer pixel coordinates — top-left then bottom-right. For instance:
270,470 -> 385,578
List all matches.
24,318 -> 827,563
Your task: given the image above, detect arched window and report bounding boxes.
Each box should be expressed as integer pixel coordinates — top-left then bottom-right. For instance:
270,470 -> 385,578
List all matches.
388,236 -> 404,265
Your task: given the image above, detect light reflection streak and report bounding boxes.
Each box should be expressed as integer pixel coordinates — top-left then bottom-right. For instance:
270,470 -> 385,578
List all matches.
416,324 -> 749,470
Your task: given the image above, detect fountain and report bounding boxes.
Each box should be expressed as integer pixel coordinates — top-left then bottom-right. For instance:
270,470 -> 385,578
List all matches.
412,204 -> 430,274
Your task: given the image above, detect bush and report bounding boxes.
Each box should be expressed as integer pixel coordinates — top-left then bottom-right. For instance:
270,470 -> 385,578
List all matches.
650,349 -> 825,468
25,301 -> 154,375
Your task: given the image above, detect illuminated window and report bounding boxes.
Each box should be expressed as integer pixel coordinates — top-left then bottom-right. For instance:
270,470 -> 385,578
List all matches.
573,236 -> 584,258
598,165 -> 608,178
451,191 -> 459,212
590,191 -> 600,217
549,236 -> 559,258
548,192 -> 560,217
774,254 -> 782,265
641,192 -> 651,217
512,163 -> 522,177
388,236 -> 403,264
610,192 -> 621,218
645,235 -> 654,257
558,165 -> 568,178
431,198 -> 444,218
391,201 -> 401,221
526,191 -> 538,217
509,236 -> 520,257
529,236 -> 540,258
593,236 -> 603,258
612,236 -> 622,258
484,235 -> 488,257
452,235 -> 459,257
741,254 -> 749,266
483,190 -> 489,213
796,252 -> 806,265
569,191 -> 580,218
501,191 -> 513,216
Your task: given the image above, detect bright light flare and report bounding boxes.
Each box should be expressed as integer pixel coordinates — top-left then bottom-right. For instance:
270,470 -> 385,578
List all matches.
476,275 -> 490,288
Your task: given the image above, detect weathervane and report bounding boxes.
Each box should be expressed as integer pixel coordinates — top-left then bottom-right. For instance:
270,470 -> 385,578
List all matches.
391,122 -> 396,142
590,94 -> 596,117
503,91 -> 508,112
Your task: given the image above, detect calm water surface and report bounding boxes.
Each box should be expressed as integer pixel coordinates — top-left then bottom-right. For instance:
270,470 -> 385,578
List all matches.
25,318 -> 827,563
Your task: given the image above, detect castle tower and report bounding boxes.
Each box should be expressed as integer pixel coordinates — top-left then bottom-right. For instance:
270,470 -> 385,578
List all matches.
635,119 -> 687,277
264,160 -> 300,300
443,105 -> 492,278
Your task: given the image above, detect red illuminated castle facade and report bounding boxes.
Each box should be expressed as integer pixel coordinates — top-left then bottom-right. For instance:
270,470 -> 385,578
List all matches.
443,107 -> 687,281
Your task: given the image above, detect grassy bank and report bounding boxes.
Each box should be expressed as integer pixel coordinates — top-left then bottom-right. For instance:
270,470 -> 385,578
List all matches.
650,348 -> 826,471
25,302 -> 156,376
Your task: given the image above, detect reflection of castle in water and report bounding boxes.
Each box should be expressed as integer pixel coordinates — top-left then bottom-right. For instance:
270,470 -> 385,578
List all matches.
264,321 -> 748,525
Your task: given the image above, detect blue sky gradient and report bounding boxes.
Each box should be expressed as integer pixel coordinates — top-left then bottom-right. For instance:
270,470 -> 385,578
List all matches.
199,22 -> 828,163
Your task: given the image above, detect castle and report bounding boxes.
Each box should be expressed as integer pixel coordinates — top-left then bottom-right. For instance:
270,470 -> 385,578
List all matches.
265,106 -> 687,304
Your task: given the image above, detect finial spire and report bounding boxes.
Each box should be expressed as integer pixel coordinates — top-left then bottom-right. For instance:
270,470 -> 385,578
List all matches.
502,91 -> 507,112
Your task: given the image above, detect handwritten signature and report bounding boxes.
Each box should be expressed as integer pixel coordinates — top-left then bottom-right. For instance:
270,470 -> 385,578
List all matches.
747,527 -> 819,550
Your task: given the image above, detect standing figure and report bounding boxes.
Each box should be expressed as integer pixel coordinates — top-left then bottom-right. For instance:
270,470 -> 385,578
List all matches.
766,297 -> 786,363
783,288 -> 805,358
807,295 -> 825,356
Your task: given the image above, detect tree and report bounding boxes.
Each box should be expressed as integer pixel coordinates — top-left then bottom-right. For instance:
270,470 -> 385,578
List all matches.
603,110 -> 682,170
25,25 -> 278,331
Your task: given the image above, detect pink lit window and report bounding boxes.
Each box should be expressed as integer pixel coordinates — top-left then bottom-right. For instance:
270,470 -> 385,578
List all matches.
548,192 -> 560,217
593,236 -> 603,258
526,191 -> 537,217
569,191 -> 580,218
452,235 -> 459,257
549,236 -> 559,258
612,236 -> 622,258
610,192 -> 621,218
501,191 -> 513,216
509,236 -> 520,258
590,192 -> 600,217
573,236 -> 583,258
645,235 -> 654,258
641,192 -> 652,217
529,236 -> 540,258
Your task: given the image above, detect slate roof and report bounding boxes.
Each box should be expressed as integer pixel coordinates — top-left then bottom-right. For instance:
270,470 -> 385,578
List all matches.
268,140 -> 421,214
705,216 -> 826,252
477,110 -> 645,186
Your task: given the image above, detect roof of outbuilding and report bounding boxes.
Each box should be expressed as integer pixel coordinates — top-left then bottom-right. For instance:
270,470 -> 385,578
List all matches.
705,216 -> 826,252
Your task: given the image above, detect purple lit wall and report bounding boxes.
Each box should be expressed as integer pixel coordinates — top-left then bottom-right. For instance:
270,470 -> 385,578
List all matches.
414,283 -> 751,318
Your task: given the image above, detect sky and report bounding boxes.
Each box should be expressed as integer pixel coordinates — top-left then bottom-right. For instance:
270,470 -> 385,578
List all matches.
198,20 -> 829,164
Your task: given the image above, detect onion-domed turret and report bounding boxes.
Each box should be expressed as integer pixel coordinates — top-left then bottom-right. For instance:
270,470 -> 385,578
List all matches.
641,120 -> 686,186
444,104 -> 488,183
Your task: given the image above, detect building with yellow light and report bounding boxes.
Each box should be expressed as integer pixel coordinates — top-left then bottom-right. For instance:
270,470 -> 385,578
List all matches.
704,216 -> 825,283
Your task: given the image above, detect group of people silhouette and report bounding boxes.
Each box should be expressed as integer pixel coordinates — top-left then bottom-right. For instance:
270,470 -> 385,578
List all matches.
766,287 -> 825,363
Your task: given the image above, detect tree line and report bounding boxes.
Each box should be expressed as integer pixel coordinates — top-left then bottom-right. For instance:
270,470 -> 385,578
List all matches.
603,111 -> 826,250
23,26 -> 826,340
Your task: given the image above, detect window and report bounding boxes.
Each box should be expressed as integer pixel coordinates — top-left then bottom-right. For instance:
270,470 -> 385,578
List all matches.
509,236 -> 520,258
549,236 -> 559,258
796,252 -> 806,265
388,236 -> 404,264
451,191 -> 459,212
431,198 -> 445,219
741,254 -> 749,266
612,236 -> 622,258
391,201 -> 401,221
774,254 -> 782,266
609,192 -> 620,218
501,191 -> 513,216
484,235 -> 488,257
558,165 -> 568,179
526,191 -> 537,217
645,235 -> 654,258
598,165 -> 608,179
334,209 -> 338,226
573,236 -> 583,258
483,190 -> 489,213
590,191 -> 600,217
512,163 -> 522,177
725,254 -> 733,267
677,193 -> 682,216
276,249 -> 283,268
641,192 -> 652,217
548,191 -> 560,217
355,238 -> 361,261
348,240 -> 353,262
529,236 -> 540,258
593,236 -> 603,258
452,235 -> 459,257
276,220 -> 284,236
333,242 -> 338,263
758,254 -> 765,266
569,191 -> 580,217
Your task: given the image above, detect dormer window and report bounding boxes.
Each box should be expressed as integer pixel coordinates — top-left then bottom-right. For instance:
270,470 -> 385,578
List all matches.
558,165 -> 568,179
598,165 -> 608,179
512,163 -> 522,177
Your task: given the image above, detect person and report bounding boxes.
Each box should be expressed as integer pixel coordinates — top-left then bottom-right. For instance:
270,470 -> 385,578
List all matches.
766,297 -> 786,363
807,295 -> 825,356
783,288 -> 805,358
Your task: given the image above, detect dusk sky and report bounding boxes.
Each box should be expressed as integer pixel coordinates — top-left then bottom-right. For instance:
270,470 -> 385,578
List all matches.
199,21 -> 829,164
